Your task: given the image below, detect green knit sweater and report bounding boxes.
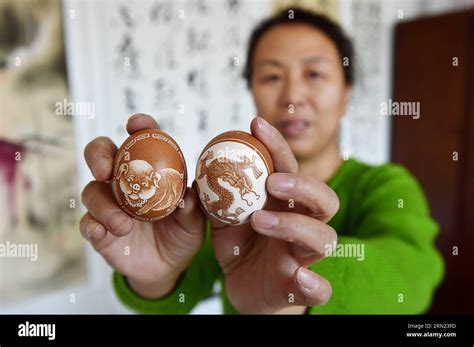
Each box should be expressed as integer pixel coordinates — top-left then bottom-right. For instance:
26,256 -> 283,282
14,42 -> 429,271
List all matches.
113,159 -> 445,314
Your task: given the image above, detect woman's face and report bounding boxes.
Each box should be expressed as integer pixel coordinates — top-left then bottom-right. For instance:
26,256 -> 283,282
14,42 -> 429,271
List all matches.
250,24 -> 351,161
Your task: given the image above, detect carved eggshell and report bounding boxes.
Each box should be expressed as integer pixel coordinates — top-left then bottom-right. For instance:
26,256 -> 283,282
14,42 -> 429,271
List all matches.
111,128 -> 187,222
195,130 -> 274,225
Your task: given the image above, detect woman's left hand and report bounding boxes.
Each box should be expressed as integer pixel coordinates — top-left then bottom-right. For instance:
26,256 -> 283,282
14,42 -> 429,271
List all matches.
207,117 -> 339,314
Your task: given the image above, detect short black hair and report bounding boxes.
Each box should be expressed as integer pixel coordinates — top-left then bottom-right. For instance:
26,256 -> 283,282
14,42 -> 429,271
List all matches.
242,7 -> 355,88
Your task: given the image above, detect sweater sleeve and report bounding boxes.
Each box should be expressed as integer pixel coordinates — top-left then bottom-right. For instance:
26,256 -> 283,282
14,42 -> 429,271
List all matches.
309,164 -> 445,314
113,221 -> 221,314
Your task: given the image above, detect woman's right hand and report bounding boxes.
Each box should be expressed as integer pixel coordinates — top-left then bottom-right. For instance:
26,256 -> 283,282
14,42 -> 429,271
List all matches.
79,113 -> 205,299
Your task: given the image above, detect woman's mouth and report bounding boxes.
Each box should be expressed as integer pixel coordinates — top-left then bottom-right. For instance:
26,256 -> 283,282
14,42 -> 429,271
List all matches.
278,119 -> 310,137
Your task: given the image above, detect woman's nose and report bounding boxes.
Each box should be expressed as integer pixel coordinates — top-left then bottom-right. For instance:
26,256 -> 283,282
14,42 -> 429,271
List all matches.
281,78 -> 307,110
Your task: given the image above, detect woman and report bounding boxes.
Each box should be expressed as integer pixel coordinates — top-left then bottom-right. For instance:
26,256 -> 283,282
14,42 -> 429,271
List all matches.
80,8 -> 444,314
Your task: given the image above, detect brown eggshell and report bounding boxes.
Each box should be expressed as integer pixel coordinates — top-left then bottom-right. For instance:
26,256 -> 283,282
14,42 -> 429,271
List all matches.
195,130 -> 274,225
111,128 -> 187,222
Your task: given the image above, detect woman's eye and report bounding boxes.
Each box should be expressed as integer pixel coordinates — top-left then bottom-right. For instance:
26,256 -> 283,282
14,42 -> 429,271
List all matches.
307,71 -> 321,79
263,75 -> 281,82
141,181 -> 149,188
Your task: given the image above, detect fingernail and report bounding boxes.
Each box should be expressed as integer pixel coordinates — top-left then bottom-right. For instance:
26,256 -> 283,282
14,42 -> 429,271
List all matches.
85,222 -> 99,240
253,210 -> 279,230
297,268 -> 319,291
270,173 -> 295,193
91,154 -> 110,179
256,117 -> 271,136
108,211 -> 132,235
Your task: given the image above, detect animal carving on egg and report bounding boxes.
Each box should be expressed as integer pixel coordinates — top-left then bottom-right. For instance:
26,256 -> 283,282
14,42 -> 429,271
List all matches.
116,160 -> 183,216
112,128 -> 187,222
195,131 -> 274,225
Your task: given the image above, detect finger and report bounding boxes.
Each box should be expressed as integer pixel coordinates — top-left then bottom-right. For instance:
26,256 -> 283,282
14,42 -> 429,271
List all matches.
286,267 -> 332,307
84,137 -> 118,181
81,181 -> 134,237
251,210 -> 337,259
250,117 -> 298,173
172,187 -> 206,238
79,212 -> 116,250
267,172 -> 339,222
126,113 -> 160,134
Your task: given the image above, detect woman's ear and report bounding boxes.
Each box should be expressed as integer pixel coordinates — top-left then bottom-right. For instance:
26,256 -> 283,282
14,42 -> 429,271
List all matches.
339,84 -> 353,118
343,85 -> 353,108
